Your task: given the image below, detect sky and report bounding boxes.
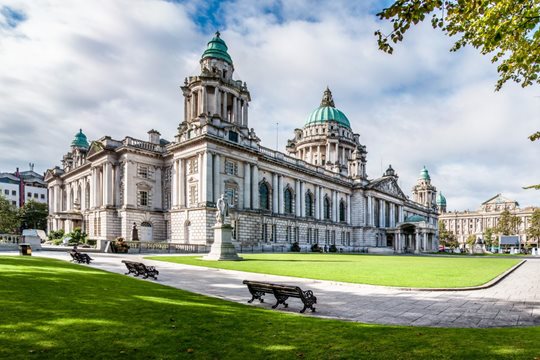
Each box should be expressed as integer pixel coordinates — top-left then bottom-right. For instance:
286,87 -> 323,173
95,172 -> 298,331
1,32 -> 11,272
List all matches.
0,0 -> 539,211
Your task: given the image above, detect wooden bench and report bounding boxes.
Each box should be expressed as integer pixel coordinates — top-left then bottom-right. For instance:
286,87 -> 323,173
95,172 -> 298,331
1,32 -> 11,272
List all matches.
68,251 -> 93,264
242,280 -> 317,313
121,260 -> 159,280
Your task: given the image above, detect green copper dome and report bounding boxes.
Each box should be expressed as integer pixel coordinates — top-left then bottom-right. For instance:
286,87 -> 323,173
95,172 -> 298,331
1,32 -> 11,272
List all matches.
436,192 -> 446,206
305,88 -> 351,129
201,31 -> 233,65
419,166 -> 430,181
71,129 -> 89,149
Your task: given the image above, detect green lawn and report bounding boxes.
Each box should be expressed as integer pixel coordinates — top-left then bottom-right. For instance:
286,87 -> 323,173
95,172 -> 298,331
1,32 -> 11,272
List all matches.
146,254 -> 520,288
0,256 -> 538,359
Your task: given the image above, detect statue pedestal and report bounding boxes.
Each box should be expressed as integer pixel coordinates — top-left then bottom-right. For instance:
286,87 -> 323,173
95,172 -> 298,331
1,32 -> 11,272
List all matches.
203,224 -> 243,261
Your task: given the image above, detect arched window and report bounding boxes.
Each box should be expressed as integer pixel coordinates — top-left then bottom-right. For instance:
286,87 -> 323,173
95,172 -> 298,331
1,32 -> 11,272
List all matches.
305,191 -> 314,217
324,196 -> 331,220
259,182 -> 270,210
284,187 -> 293,214
339,200 -> 346,222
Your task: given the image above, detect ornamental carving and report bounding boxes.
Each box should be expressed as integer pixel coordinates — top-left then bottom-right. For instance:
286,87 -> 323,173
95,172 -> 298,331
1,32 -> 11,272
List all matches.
373,179 -> 406,199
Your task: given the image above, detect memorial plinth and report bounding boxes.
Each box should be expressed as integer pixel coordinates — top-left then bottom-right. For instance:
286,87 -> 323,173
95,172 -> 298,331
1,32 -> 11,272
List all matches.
203,224 -> 243,261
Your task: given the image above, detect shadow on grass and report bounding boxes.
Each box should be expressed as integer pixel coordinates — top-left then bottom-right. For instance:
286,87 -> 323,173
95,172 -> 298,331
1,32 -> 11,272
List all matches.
0,256 -> 538,359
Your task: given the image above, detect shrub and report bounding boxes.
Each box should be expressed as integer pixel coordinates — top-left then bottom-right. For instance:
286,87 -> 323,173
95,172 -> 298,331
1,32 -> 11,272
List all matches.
311,243 -> 322,253
329,244 -> 337,253
290,242 -> 301,252
48,229 -> 65,241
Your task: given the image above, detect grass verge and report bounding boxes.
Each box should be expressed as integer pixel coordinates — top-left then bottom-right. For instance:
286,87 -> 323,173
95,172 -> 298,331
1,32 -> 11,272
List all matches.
146,253 -> 520,288
1,256 -> 537,359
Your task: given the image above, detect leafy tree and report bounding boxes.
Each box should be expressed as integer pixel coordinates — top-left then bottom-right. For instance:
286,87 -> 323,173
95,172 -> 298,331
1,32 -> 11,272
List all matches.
526,208 -> 540,245
67,227 -> 87,245
495,209 -> 522,235
19,200 -> 48,230
0,195 -> 20,234
48,229 -> 65,241
375,1 -> 540,91
466,234 -> 477,249
438,221 -> 458,248
482,227 -> 496,247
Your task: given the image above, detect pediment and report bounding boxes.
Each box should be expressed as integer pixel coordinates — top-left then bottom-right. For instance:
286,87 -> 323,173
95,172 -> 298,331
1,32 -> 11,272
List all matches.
87,141 -> 104,157
368,177 -> 406,199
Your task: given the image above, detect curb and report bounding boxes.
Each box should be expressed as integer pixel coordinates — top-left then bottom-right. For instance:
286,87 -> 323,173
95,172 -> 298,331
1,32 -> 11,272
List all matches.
397,259 -> 527,292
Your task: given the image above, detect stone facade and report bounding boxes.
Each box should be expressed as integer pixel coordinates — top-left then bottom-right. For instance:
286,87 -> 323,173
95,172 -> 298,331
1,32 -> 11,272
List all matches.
439,193 -> 538,247
45,33 -> 439,253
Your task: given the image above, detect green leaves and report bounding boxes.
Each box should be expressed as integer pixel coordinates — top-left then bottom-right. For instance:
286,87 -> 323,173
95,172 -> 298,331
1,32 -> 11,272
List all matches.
376,0 -> 540,91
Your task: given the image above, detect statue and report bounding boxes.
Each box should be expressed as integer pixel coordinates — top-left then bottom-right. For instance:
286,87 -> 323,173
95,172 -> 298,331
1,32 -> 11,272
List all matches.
215,194 -> 229,225
131,222 -> 139,241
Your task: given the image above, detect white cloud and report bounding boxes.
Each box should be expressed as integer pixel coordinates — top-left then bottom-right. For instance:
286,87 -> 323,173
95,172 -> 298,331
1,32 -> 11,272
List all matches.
0,0 -> 538,210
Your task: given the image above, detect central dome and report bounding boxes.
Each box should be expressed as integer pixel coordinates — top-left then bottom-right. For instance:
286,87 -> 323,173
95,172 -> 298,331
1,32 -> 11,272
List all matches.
305,88 -> 351,129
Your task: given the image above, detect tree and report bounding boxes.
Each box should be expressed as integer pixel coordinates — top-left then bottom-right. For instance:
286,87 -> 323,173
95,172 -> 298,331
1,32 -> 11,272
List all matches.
482,227 -> 496,247
0,195 -> 20,234
495,209 -> 522,235
438,221 -> 458,248
375,1 -> 540,91
526,208 -> 540,245
19,200 -> 48,230
466,234 -> 477,249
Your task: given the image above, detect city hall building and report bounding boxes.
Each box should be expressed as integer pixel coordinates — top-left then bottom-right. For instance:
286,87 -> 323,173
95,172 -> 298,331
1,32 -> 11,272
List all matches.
45,33 -> 439,253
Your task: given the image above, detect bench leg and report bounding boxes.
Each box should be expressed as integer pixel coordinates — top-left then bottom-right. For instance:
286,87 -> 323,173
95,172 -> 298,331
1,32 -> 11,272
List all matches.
248,291 -> 265,304
272,295 -> 289,309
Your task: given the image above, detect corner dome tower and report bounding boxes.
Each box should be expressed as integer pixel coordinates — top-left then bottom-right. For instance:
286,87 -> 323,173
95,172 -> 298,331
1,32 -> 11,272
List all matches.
71,129 -> 89,150
305,87 -> 351,129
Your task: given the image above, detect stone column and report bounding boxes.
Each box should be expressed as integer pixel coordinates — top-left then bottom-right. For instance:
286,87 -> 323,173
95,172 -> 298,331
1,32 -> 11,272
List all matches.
423,232 -> 427,251
191,91 -> 197,118
232,96 -> 237,124
272,173 -> 278,213
251,164 -> 259,209
214,88 -> 220,116
154,167 -> 162,208
244,163 -> 251,209
346,194 -> 351,224
300,182 -> 305,217
179,159 -> 185,207
314,186 -> 320,220
114,164 -> 121,206
206,152 -> 213,203
295,180 -> 300,216
198,153 -> 204,203
317,145 -> 321,164
222,91 -> 228,120
380,200 -> 385,228
213,154 -> 221,203
389,203 -> 395,227
398,205 -> 404,223
104,162 -> 113,206
367,196 -> 372,226
184,97 -> 189,122
243,102 -> 248,126
278,175 -> 284,214
123,161 -> 130,207
172,160 -> 178,207
414,230 -> 420,254
334,191 -> 338,222
318,186 -> 323,219
201,88 -> 207,115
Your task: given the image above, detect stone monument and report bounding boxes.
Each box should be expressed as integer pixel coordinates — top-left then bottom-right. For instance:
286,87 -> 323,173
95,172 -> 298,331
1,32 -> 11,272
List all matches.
203,194 -> 243,261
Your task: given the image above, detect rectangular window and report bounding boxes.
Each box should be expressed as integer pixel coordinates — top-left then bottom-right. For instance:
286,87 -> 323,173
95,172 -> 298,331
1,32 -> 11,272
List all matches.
314,229 -> 319,244
307,228 -> 312,244
272,224 -> 277,242
34,193 -> 38,198
41,194 -> 45,199
188,158 -> 198,174
138,165 -> 149,178
225,160 -> 238,175
295,227 -> 299,242
27,192 -> 31,198
232,220 -> 238,240
228,131 -> 238,142
374,199 -> 380,227
347,232 -> 351,246
325,230 -> 329,245
225,186 -> 237,208
189,185 -> 198,205
262,223 -> 268,242
11,190 -> 16,196
286,226 -> 292,243
138,191 -> 149,206
4,189 -> 8,195
12,201 -> 16,206
332,230 -> 336,245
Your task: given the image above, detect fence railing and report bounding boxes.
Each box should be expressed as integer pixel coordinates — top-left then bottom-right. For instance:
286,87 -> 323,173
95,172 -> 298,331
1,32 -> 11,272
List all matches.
0,234 -> 23,244
124,241 -> 208,254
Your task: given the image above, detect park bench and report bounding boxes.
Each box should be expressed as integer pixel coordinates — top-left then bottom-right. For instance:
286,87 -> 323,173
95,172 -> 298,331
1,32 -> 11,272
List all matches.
68,251 -> 93,264
121,260 -> 159,280
242,280 -> 317,313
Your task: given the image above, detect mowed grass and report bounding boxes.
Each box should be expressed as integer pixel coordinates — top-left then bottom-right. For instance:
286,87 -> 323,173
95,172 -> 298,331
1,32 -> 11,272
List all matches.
146,254 -> 520,288
0,256 -> 538,360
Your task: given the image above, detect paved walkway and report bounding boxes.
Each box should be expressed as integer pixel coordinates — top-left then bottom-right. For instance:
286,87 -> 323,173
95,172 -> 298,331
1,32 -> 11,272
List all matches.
29,251 -> 540,328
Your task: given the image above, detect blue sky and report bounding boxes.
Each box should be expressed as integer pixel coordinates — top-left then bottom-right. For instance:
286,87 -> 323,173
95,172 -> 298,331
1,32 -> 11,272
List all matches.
0,0 -> 538,210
